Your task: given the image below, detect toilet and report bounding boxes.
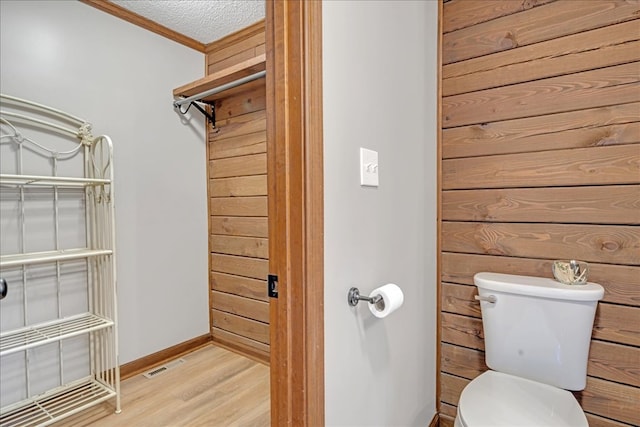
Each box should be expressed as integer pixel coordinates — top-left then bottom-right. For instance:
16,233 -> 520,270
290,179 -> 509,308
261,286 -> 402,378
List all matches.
454,272 -> 604,427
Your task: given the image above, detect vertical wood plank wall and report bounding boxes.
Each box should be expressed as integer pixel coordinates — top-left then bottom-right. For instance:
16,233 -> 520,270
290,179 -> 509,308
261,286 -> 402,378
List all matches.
439,1 -> 640,426
206,20 -> 270,362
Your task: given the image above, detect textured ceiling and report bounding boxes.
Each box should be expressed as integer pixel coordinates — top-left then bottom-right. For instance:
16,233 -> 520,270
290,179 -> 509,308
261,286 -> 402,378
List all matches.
112,0 -> 265,45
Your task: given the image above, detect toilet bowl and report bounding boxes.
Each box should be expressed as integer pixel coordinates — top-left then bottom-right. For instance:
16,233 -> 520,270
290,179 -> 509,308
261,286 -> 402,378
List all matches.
454,371 -> 587,427
453,272 -> 603,427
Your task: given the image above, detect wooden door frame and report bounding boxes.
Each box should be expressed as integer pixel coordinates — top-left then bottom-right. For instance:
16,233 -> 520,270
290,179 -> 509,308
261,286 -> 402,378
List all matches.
266,1 -> 324,426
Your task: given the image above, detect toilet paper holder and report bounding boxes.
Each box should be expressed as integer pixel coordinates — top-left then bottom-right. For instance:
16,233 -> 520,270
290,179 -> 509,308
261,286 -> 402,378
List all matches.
347,287 -> 382,307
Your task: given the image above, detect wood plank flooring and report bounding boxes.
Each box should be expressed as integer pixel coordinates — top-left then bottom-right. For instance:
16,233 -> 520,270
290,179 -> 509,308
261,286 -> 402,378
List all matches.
57,345 -> 269,427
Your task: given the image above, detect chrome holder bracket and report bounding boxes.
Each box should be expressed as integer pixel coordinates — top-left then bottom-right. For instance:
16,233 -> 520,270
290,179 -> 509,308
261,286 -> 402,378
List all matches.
348,287 -> 382,307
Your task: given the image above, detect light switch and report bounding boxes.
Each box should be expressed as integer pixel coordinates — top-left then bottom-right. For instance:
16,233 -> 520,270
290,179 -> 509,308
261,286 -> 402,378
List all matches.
360,147 -> 379,187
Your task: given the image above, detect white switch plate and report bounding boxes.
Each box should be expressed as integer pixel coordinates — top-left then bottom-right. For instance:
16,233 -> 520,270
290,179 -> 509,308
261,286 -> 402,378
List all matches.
360,147 -> 379,187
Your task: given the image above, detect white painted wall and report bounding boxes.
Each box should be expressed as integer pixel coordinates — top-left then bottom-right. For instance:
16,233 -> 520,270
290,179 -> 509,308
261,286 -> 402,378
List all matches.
0,1 -> 208,365
323,1 -> 439,425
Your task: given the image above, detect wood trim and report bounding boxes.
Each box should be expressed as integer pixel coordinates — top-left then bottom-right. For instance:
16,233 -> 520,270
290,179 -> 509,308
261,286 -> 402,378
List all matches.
206,60 -> 214,349
79,0 -> 205,52
429,412 -> 439,427
436,0 -> 444,416
205,19 -> 266,54
267,1 -> 325,425
211,331 -> 270,365
119,334 -> 212,380
173,54 -> 266,100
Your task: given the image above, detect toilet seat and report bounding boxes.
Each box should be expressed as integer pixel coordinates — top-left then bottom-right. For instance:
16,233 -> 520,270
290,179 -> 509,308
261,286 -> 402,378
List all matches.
456,371 -> 588,427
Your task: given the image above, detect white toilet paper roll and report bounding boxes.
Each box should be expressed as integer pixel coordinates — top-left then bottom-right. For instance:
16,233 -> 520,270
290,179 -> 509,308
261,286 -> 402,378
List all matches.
368,283 -> 404,318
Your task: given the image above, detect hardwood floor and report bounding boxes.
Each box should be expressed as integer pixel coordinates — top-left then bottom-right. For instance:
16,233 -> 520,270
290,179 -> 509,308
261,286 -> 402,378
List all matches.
58,344 -> 270,427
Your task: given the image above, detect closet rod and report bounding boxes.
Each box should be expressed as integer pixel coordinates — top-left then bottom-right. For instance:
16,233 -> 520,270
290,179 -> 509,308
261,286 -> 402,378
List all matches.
172,70 -> 266,108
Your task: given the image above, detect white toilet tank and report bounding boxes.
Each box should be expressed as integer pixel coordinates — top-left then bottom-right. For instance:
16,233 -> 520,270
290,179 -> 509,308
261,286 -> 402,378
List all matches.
474,272 -> 604,391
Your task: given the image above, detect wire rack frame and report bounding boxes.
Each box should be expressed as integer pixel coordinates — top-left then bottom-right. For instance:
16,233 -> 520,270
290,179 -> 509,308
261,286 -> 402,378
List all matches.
0,94 -> 120,426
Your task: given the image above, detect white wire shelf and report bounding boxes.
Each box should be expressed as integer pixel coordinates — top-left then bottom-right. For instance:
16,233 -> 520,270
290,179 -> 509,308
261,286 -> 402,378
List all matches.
0,248 -> 112,268
0,313 -> 114,357
0,174 -> 110,187
0,377 -> 116,427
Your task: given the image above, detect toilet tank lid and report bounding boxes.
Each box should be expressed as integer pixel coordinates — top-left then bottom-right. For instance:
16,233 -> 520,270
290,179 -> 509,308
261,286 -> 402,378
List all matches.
474,272 -> 604,301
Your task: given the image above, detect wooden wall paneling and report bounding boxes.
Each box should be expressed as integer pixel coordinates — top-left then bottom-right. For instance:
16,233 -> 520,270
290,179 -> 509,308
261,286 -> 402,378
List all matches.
442,103 -> 640,159
442,0 -> 555,33
206,21 -> 265,74
210,217 -> 268,238
210,175 -> 268,197
445,17 -> 639,79
439,403 -> 458,420
442,0 -> 639,64
441,283 -> 481,317
205,20 -> 265,54
439,415 -> 455,427
210,132 -> 267,160
441,343 -> 487,380
441,222 -> 640,265
443,20 -> 640,96
205,62 -> 269,357
210,45 -> 265,73
593,304 -> 640,346
212,327 -> 270,358
211,291 -> 269,323
588,341 -> 640,387
211,253 -> 268,280
440,2 -> 640,425
172,14 -> 272,379
446,121 -> 640,159
214,84 -> 267,120
443,63 -> 640,128
210,196 -> 268,217
210,153 -> 267,179
443,145 -> 640,190
209,33 -> 266,65
209,49 -> 265,75
210,110 -> 267,141
576,377 -> 640,426
212,309 -> 269,344
211,272 -> 268,302
210,234 -> 269,259
441,313 -> 484,350
440,373 -> 469,407
441,252 -> 640,307
585,413 -> 635,427
447,38 -> 639,94
442,186 -> 640,224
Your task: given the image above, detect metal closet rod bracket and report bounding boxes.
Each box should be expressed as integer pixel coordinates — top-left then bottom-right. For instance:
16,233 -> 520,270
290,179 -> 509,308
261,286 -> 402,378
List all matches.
174,100 -> 216,128
348,287 -> 382,307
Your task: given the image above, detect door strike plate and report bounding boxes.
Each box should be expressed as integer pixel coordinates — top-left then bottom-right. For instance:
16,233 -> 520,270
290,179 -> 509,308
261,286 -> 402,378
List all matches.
268,274 -> 278,298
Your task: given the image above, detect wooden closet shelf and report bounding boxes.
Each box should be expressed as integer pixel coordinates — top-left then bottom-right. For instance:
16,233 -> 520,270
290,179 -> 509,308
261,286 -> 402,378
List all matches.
173,54 -> 266,102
